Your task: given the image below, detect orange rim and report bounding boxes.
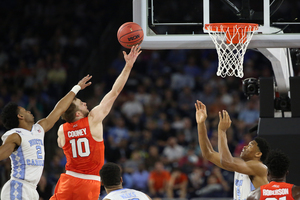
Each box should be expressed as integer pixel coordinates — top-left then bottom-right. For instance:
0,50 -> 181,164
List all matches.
205,23 -> 259,44
204,23 -> 259,32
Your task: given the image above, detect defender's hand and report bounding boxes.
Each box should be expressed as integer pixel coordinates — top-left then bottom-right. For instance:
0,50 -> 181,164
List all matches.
195,100 -> 207,124
218,110 -> 232,132
77,75 -> 92,90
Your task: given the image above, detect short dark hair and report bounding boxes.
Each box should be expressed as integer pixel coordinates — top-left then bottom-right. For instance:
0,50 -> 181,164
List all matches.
1,102 -> 20,130
61,97 -> 78,122
254,137 -> 270,162
266,150 -> 289,178
100,162 -> 121,188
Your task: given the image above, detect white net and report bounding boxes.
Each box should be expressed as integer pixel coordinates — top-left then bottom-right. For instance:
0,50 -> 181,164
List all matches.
205,23 -> 259,78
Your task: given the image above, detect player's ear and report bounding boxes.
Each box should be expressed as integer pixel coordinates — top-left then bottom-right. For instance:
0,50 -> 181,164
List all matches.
75,111 -> 81,117
17,114 -> 24,119
120,177 -> 123,183
255,151 -> 262,158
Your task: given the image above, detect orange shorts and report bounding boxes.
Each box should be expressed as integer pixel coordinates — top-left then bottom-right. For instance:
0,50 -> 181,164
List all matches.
50,173 -> 100,200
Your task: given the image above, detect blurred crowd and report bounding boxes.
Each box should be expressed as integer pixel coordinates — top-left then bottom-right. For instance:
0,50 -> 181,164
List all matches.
0,0 -> 300,200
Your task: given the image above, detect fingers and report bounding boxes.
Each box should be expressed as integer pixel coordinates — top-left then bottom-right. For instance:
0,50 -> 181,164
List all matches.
130,45 -> 142,55
200,101 -> 206,110
219,110 -> 231,122
83,75 -> 92,84
195,100 -> 206,110
78,75 -> 92,84
84,74 -> 92,81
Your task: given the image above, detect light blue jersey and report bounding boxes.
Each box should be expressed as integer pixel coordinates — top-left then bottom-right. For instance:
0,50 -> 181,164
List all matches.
104,188 -> 150,200
234,172 -> 256,200
1,124 -> 45,200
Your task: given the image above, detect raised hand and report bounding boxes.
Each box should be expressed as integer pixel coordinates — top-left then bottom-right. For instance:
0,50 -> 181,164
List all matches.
218,110 -> 232,132
123,45 -> 142,67
77,74 -> 92,90
195,100 -> 207,123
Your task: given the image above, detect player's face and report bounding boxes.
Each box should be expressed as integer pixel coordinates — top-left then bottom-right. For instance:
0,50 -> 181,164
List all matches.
240,140 -> 259,161
74,99 -> 89,117
18,106 -> 34,123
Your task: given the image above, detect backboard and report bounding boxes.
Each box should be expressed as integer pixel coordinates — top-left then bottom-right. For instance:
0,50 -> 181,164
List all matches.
133,0 -> 300,93
133,0 -> 300,49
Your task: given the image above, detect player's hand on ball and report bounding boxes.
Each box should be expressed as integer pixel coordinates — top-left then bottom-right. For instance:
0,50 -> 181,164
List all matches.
195,100 -> 207,123
123,45 -> 142,67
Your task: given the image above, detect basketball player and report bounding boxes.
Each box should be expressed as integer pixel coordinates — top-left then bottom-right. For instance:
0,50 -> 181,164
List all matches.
100,162 -> 152,200
195,100 -> 270,200
50,45 -> 142,200
0,75 -> 92,200
247,150 -> 300,200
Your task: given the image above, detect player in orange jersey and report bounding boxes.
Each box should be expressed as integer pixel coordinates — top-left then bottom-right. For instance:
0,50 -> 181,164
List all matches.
50,45 -> 142,200
247,150 -> 300,200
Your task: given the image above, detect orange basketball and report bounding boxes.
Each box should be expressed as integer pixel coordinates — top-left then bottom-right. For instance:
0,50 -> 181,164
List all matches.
117,22 -> 144,49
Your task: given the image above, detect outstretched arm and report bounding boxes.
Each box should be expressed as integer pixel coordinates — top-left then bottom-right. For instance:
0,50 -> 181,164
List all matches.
38,75 -> 92,132
0,133 -> 21,161
217,110 -> 236,170
89,45 -> 142,123
195,100 -> 224,169
218,110 -> 266,176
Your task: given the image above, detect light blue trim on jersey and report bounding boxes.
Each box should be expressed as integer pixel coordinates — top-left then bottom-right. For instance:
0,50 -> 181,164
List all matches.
10,180 -> 23,199
11,145 -> 26,180
250,181 -> 255,191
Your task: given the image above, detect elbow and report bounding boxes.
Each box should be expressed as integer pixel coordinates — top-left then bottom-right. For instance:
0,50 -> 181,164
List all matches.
111,86 -> 123,96
202,150 -> 213,161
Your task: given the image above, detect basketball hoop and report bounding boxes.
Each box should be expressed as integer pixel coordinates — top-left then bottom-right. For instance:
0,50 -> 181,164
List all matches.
204,23 -> 259,78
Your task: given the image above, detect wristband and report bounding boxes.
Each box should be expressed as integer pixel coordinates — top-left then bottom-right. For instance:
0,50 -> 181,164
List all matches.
71,85 -> 81,95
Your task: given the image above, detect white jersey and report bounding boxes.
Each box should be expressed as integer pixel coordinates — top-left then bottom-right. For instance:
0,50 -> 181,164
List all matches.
234,172 -> 255,200
1,124 -> 45,186
103,188 -> 150,200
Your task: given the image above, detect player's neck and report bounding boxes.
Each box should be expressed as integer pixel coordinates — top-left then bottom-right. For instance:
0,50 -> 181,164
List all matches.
106,185 -> 123,194
73,116 -> 84,122
19,122 -> 34,131
270,177 -> 286,182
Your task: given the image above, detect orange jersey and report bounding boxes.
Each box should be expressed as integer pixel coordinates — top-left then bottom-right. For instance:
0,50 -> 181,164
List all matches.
149,170 -> 171,191
174,173 -> 188,185
50,174 -> 100,200
62,117 -> 104,176
260,181 -> 294,200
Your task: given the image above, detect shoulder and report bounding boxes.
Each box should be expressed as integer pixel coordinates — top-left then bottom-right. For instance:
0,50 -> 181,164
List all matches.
247,187 -> 261,200
292,185 -> 300,197
58,124 -> 64,132
1,131 -> 22,146
246,160 -> 267,171
33,123 -> 45,134
131,189 -> 151,200
2,128 -> 23,142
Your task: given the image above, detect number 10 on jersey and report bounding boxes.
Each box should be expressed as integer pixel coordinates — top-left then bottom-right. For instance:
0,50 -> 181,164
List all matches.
70,138 -> 91,158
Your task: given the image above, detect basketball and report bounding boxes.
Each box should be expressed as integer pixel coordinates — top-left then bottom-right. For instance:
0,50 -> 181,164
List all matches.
117,22 -> 144,49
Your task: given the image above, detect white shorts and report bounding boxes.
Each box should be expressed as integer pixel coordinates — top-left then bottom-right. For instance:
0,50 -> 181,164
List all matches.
1,179 -> 39,200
